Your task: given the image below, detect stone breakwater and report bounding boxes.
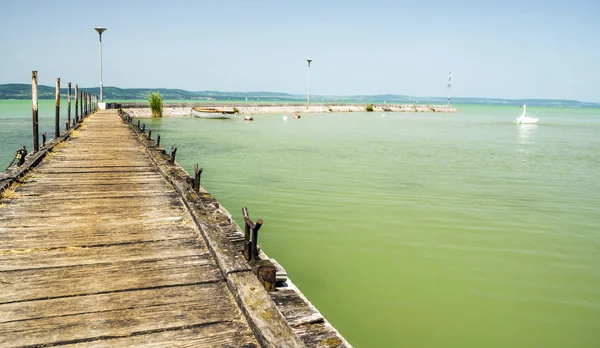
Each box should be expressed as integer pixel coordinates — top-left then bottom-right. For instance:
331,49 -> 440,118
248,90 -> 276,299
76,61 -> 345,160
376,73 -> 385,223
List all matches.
122,104 -> 456,117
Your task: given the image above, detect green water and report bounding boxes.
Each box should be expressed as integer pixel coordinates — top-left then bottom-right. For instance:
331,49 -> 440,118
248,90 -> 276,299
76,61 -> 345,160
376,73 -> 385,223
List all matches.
1,101 -> 599,346
0,100 -> 77,167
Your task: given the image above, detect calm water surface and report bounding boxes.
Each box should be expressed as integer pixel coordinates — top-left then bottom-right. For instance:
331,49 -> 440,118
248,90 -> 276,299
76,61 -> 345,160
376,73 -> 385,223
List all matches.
1,102 -> 599,347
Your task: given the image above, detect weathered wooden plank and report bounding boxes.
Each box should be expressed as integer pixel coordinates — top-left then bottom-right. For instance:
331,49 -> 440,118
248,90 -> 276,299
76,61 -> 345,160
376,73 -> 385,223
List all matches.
61,321 -> 258,348
0,239 -> 208,271
24,177 -> 169,185
36,168 -> 159,174
0,282 -> 234,323
0,197 -> 184,212
0,298 -> 250,348
227,272 -> 305,348
0,255 -> 222,304
0,221 -> 196,250
2,193 -> 183,206
293,322 -> 349,348
270,288 -> 324,327
0,210 -> 189,223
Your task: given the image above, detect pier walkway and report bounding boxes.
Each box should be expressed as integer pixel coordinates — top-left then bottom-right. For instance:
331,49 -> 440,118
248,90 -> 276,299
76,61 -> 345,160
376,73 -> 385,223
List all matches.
0,110 -> 303,347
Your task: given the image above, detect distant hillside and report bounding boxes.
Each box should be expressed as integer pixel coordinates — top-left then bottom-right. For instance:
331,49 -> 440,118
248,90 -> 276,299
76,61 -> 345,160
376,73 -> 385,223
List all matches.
0,84 -> 300,102
1,84 -> 598,108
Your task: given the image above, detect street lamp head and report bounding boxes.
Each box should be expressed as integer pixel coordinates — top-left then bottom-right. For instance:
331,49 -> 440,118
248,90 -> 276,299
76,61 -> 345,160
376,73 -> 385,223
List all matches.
307,59 -> 312,66
95,27 -> 107,35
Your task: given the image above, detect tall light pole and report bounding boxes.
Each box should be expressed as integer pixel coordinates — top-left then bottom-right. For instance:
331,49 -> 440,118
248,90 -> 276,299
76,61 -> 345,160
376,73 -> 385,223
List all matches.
95,27 -> 107,104
447,72 -> 452,107
306,59 -> 312,108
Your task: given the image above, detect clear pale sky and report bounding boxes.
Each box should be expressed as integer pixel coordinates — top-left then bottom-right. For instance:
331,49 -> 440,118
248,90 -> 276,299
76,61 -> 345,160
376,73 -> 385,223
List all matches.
1,0 -> 598,102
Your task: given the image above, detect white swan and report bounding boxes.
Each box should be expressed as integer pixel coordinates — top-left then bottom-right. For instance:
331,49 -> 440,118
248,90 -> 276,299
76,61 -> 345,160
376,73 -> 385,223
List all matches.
514,104 -> 538,124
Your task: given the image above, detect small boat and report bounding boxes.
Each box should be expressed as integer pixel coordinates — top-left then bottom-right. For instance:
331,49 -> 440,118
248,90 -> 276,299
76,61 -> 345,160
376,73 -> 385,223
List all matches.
192,107 -> 234,119
244,115 -> 254,121
294,113 -> 301,119
514,104 -> 538,124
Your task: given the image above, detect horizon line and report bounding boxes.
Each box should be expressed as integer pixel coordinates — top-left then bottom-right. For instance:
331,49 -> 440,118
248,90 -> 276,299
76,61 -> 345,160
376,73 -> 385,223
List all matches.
1,83 -> 598,105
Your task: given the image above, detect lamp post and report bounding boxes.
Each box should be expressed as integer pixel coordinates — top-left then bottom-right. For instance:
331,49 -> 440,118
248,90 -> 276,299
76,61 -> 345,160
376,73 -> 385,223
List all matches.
306,59 -> 312,108
94,27 -> 107,104
447,72 -> 452,107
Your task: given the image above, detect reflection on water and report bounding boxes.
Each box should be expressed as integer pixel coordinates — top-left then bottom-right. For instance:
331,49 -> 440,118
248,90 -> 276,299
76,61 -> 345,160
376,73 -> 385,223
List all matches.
517,124 -> 538,145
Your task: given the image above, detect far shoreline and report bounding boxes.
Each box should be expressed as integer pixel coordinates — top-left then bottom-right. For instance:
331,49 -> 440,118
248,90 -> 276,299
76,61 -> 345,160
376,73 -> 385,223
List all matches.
120,103 -> 457,118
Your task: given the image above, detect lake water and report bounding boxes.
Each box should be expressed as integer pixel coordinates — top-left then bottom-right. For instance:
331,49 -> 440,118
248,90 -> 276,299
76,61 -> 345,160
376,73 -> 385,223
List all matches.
1,101 -> 599,347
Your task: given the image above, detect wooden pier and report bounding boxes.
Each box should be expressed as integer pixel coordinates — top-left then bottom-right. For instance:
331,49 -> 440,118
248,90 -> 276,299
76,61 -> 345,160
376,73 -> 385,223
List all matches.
0,110 -> 349,347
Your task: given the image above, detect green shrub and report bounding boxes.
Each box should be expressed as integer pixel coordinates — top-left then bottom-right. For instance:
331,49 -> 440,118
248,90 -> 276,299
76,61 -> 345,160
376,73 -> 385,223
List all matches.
366,104 -> 374,112
233,107 -> 240,114
148,91 -> 163,117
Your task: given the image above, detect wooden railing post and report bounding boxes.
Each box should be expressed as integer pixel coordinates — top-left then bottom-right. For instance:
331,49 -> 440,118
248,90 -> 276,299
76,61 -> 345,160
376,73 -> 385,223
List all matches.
42,132 -> 46,147
75,84 -> 79,123
193,164 -> 202,192
170,146 -> 178,165
79,90 -> 83,119
156,134 -> 161,147
55,78 -> 60,138
67,82 -> 71,129
32,71 -> 39,153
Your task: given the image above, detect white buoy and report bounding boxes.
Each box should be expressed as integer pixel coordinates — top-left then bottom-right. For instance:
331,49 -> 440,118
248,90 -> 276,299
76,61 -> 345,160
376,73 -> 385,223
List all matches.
283,115 -> 288,121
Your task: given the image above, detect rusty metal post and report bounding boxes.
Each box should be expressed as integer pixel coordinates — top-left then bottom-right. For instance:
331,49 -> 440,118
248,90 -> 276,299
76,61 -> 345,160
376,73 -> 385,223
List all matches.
32,71 -> 39,152
55,78 -> 60,138
75,84 -> 79,123
67,82 -> 71,129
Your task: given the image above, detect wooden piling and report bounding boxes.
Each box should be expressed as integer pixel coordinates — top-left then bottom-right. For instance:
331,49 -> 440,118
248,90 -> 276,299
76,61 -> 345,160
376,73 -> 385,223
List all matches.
157,134 -> 161,147
55,78 -> 60,138
194,164 -> 202,192
75,85 -> 79,123
170,146 -> 178,165
67,82 -> 71,129
42,132 -> 46,147
79,90 -> 83,119
32,71 -> 39,153
242,207 -> 263,261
